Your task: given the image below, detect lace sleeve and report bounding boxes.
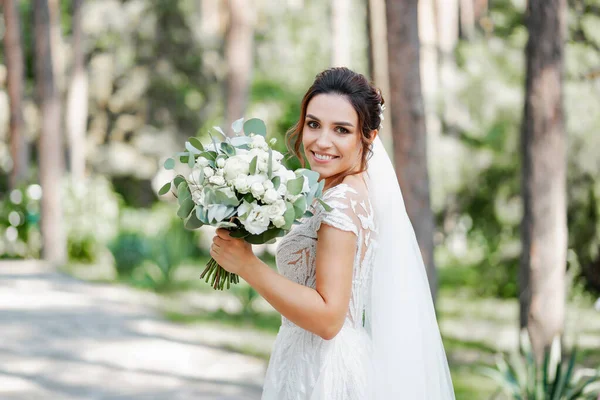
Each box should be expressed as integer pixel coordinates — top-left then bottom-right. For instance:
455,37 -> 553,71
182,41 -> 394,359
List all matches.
314,184 -> 366,236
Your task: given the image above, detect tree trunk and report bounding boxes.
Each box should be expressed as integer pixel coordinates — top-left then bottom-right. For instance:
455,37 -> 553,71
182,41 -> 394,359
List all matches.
519,0 -> 567,360
386,0 -> 437,300
3,0 -> 29,188
331,0 -> 351,67
34,0 -> 66,265
224,0 -> 254,135
367,0 -> 392,150
66,0 -> 88,181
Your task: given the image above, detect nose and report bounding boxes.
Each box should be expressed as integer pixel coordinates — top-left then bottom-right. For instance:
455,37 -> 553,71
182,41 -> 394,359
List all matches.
315,128 -> 333,149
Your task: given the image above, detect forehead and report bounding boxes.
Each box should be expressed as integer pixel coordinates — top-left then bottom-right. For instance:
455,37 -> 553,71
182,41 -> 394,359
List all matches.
306,94 -> 358,123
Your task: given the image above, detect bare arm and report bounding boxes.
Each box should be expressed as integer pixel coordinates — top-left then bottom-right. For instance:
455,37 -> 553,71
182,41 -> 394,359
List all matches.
212,225 -> 356,340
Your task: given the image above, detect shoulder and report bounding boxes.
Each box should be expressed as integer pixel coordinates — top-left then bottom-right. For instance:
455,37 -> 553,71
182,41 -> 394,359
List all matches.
323,174 -> 369,203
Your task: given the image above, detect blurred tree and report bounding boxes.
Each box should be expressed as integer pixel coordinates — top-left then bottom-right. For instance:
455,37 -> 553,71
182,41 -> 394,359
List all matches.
2,0 -> 29,188
331,0 -> 351,67
366,0 -> 392,144
66,0 -> 87,181
34,0 -> 66,265
519,0 -> 568,360
224,0 -> 254,134
386,0 -> 437,299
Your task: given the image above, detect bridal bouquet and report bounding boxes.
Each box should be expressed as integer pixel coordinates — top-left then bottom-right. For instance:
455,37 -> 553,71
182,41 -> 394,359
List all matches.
159,118 -> 330,290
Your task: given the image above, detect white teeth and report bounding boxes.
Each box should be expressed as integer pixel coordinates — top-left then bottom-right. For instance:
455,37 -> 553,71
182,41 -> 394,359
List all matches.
314,152 -> 335,161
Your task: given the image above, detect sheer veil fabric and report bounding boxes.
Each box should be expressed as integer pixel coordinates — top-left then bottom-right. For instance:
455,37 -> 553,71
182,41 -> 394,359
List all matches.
365,136 -> 455,399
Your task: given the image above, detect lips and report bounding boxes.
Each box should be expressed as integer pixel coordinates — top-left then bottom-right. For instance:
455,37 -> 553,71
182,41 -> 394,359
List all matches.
310,150 -> 339,163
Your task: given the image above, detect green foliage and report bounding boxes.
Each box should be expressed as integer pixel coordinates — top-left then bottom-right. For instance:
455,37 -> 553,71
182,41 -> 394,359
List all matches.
108,231 -> 150,278
0,184 -> 42,259
481,333 -> 600,399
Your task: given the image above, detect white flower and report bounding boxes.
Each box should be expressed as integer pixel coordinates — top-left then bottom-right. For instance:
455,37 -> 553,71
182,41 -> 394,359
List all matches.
272,161 -> 282,172
217,158 -> 226,168
272,150 -> 284,162
273,215 -> 285,228
191,188 -> 205,206
190,169 -> 204,185
216,168 -> 224,176
263,180 -> 274,190
203,167 -> 214,178
250,135 -> 268,150
246,173 -> 268,186
209,175 -> 225,186
277,183 -> 288,197
263,188 -> 280,204
258,160 -> 268,173
240,203 -> 270,235
251,182 -> 265,197
223,155 -> 250,182
196,157 -> 209,167
266,200 -> 286,220
234,175 -> 251,193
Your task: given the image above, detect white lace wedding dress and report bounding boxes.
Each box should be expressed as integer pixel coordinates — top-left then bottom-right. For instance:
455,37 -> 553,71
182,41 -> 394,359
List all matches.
261,182 -> 378,400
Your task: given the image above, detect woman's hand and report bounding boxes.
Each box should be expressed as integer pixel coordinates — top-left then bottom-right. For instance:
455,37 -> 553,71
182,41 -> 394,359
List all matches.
210,228 -> 257,276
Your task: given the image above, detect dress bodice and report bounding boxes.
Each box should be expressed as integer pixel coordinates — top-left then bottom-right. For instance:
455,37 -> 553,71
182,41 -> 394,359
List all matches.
275,182 -> 378,330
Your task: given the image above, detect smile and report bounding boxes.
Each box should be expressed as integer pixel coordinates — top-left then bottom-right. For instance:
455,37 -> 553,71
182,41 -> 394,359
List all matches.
311,151 -> 339,162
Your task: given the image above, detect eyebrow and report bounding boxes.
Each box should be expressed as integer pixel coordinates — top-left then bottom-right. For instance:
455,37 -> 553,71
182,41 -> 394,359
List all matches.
306,114 -> 354,128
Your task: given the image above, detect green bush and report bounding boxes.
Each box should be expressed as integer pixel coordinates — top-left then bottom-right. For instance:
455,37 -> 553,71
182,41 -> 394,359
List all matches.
0,184 -> 42,259
108,231 -> 151,278
481,332 -> 600,399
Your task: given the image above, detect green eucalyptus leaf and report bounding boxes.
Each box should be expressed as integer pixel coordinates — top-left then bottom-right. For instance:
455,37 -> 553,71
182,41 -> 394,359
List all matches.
174,175 -> 186,188
230,136 -> 252,147
243,118 -> 267,137
184,211 -> 204,229
189,137 -> 204,151
267,149 -> 273,179
231,118 -> 244,134
243,193 -> 255,204
293,196 -> 307,219
221,142 -> 236,156
317,198 -> 333,212
177,181 -> 191,203
283,202 -> 296,230
164,158 -> 175,170
272,176 -> 281,190
202,151 -> 218,161
303,210 -> 314,218
244,228 -> 283,245
287,176 -> 304,196
179,154 -> 190,164
177,198 -> 195,219
196,206 -> 208,224
188,154 -> 195,168
185,141 -> 201,155
249,156 -> 258,175
298,169 -> 320,185
158,182 -> 171,195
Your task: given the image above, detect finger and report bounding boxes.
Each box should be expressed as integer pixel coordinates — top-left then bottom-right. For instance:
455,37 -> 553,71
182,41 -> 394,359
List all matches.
216,228 -> 231,240
213,236 -> 226,246
211,243 -> 221,254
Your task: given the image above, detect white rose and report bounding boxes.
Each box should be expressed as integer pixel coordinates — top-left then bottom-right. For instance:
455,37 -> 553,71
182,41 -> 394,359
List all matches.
196,157 -> 209,167
258,160 -> 268,173
237,200 -> 254,219
266,200 -> 287,220
277,183 -> 288,197
209,175 -> 225,186
189,169 -> 204,184
217,158 -> 226,168
263,180 -> 274,190
191,189 -> 205,206
251,135 -> 268,150
251,182 -> 265,198
223,156 -> 250,181
216,168 -> 224,176
263,188 -> 280,204
203,167 -> 214,178
272,150 -> 284,162
272,161 -> 282,172
241,204 -> 270,235
246,173 -> 268,186
273,215 -> 286,228
234,175 -> 251,193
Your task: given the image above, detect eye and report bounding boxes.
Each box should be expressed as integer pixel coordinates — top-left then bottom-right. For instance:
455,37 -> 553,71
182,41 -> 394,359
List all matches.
335,126 -> 350,134
307,120 -> 319,129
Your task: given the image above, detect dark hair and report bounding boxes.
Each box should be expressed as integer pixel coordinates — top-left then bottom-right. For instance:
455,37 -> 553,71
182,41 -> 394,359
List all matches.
286,67 -> 385,187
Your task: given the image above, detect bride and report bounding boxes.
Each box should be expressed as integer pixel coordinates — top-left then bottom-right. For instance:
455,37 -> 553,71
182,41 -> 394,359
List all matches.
210,67 -> 456,399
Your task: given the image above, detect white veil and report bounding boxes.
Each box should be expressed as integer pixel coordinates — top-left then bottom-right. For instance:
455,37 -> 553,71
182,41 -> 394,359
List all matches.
366,135 -> 455,399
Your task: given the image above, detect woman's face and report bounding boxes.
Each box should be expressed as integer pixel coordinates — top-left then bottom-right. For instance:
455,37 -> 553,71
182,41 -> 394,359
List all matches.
302,93 -> 363,181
